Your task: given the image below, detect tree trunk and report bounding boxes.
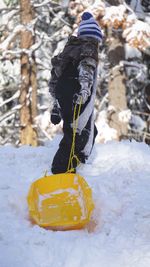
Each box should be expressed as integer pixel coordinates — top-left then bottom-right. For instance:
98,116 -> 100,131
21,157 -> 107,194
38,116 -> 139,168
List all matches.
19,0 -> 38,146
107,31 -> 128,140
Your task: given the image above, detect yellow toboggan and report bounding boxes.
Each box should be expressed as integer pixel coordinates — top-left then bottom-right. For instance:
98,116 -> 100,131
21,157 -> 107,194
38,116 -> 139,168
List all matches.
27,101 -> 95,230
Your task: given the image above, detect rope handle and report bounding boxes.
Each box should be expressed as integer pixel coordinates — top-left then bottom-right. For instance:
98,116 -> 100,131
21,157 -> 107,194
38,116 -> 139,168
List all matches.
43,98 -> 82,175
67,98 -> 82,172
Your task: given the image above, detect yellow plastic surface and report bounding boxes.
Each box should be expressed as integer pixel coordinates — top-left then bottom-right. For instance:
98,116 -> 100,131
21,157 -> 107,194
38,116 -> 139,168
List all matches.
27,173 -> 94,230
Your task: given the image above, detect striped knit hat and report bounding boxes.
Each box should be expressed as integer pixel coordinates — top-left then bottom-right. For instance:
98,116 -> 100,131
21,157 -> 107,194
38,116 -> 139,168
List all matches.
77,12 -> 103,42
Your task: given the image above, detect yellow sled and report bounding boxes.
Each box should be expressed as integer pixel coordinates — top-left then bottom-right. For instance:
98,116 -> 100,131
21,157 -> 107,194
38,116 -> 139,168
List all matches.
27,173 -> 94,230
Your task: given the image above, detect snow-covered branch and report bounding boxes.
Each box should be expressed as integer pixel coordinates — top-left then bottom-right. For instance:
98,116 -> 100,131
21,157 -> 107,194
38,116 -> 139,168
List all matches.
0,104 -> 21,123
101,3 -> 150,54
123,60 -> 147,84
0,6 -> 19,12
33,0 -> 59,8
0,36 -> 42,58
0,91 -> 19,108
102,4 -> 126,28
0,9 -> 19,31
0,25 -> 24,50
123,17 -> 150,53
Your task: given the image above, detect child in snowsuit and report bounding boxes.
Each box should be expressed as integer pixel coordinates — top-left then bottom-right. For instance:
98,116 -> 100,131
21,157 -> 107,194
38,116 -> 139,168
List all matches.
49,12 -> 103,174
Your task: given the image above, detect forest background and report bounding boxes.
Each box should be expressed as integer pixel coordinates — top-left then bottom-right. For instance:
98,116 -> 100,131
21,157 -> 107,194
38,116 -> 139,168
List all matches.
0,0 -> 150,147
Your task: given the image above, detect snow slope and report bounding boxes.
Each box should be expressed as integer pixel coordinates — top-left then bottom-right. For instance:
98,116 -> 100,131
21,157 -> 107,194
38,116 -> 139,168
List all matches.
0,137 -> 150,267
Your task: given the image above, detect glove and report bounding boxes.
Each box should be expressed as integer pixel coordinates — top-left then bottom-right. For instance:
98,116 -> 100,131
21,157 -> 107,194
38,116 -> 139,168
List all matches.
73,89 -> 90,105
50,101 -> 61,125
73,80 -> 92,105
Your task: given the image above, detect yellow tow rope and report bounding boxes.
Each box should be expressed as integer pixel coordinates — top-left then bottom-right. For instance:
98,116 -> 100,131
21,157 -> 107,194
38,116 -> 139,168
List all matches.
67,98 -> 82,173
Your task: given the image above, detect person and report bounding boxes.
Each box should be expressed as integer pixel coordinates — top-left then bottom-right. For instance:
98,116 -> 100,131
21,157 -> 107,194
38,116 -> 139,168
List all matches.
49,12 -> 103,174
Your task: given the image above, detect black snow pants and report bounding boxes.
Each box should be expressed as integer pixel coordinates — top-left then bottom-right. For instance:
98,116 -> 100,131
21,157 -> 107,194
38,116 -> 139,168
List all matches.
51,116 -> 97,174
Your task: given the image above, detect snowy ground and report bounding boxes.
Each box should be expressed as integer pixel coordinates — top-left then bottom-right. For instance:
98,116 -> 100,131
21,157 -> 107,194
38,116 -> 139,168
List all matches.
0,136 -> 150,267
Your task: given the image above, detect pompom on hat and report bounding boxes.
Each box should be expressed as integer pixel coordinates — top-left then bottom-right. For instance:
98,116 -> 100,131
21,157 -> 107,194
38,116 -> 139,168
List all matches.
77,12 -> 103,42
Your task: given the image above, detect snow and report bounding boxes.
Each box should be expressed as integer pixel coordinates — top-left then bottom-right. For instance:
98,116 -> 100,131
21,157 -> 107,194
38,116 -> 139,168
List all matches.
96,111 -> 118,142
123,17 -> 150,50
102,5 -> 126,24
123,19 -> 150,41
125,43 -> 142,60
0,137 -> 150,267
